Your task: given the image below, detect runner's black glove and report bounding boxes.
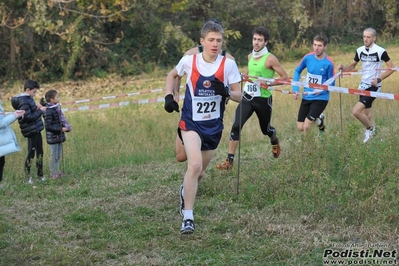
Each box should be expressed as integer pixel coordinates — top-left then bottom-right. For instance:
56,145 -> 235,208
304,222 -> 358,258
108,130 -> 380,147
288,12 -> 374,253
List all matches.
164,94 -> 179,113
212,78 -> 230,97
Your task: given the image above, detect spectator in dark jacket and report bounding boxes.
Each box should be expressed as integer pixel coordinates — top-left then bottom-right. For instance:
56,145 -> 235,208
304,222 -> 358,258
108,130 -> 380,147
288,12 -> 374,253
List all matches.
11,80 -> 47,184
40,89 -> 71,179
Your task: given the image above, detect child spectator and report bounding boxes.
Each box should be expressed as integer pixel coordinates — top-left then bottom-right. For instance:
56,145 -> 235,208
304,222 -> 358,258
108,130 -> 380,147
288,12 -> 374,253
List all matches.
40,90 -> 71,179
0,87 -> 25,188
11,80 -> 47,184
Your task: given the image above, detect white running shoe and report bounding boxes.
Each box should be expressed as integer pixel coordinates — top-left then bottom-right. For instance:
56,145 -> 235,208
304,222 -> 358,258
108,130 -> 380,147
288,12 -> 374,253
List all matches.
28,177 -> 33,184
363,126 -> 375,143
180,219 -> 195,234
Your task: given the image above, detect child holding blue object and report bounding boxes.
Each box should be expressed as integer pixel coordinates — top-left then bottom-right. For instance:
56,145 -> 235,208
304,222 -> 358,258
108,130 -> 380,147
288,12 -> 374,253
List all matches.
0,88 -> 25,189
292,34 -> 335,133
40,90 -> 71,179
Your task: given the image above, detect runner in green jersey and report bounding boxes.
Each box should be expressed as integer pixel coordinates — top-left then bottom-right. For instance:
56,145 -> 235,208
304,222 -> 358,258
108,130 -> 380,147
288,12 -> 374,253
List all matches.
217,26 -> 289,170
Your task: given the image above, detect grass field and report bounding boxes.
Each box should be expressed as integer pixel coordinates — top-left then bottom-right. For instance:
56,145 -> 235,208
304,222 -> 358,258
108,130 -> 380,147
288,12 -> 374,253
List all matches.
0,46 -> 398,265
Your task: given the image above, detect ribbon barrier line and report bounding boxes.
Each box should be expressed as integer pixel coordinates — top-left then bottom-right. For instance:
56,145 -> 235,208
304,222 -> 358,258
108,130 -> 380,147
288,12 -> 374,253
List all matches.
340,72 -> 364,77
339,70 -> 387,77
244,71 -> 341,96
61,88 -> 164,105
339,67 -> 399,77
242,77 -> 317,95
323,71 -> 342,85
342,67 -> 399,73
3,87 -> 185,113
61,86 -> 184,106
61,95 -> 186,113
302,68 -> 398,78
244,75 -> 399,101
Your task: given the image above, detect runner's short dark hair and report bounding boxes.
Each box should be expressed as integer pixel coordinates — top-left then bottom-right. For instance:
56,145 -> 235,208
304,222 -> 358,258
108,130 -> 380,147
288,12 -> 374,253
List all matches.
253,27 -> 270,42
314,34 -> 329,46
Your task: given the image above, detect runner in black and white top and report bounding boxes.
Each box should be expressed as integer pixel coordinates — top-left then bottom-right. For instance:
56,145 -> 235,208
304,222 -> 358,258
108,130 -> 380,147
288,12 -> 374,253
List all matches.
338,28 -> 395,143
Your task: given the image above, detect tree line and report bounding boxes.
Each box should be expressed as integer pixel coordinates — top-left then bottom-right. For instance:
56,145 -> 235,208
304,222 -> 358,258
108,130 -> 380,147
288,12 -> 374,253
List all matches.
1,0 -> 398,85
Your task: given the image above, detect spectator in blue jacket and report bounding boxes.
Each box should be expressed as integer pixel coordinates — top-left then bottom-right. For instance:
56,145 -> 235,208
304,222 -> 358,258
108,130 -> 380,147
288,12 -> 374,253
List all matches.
0,87 -> 25,189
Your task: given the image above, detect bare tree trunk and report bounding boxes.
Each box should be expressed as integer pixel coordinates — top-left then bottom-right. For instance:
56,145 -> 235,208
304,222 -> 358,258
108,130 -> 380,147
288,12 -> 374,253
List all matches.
9,29 -> 18,80
26,27 -> 34,53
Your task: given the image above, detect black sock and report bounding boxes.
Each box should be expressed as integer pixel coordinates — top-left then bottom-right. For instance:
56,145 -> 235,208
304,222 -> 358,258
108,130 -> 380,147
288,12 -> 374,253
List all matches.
271,137 -> 279,146
227,154 -> 235,164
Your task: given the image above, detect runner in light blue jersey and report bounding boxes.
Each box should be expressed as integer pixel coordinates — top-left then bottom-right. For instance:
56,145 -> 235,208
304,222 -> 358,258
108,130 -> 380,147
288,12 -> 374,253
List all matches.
292,34 -> 335,134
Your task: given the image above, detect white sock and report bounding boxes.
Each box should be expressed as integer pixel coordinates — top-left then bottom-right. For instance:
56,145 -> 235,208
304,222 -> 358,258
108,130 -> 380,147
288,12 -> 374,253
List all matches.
317,114 -> 323,125
184,210 -> 194,221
